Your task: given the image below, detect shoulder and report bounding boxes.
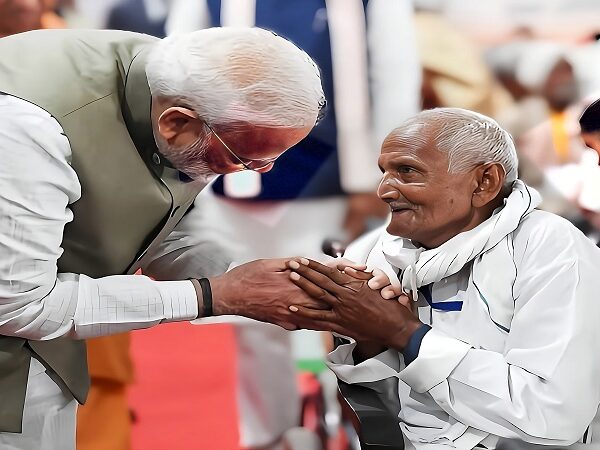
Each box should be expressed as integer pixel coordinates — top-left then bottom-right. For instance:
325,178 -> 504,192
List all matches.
515,209 -> 583,240
0,95 -> 76,175
512,209 -> 599,264
0,95 -> 63,142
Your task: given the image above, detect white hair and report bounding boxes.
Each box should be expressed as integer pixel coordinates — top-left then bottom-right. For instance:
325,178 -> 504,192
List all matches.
146,27 -> 325,128
387,108 -> 518,185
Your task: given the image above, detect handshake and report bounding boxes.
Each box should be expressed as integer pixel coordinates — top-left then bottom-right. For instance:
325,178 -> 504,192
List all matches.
205,257 -> 422,350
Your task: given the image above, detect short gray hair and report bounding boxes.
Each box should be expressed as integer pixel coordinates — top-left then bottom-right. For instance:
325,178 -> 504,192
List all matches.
146,27 -> 325,128
386,108 -> 518,185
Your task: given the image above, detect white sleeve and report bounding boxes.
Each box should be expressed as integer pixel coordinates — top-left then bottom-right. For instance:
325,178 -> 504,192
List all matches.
0,96 -> 198,341
399,222 -> 600,444
141,198 -> 233,280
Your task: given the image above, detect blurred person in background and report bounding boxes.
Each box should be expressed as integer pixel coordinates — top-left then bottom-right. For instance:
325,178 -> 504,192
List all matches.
0,0 -> 44,36
40,0 -> 66,28
486,40 -> 583,217
0,0 -> 66,36
414,0 -> 512,117
514,43 -> 584,168
106,0 -> 170,37
0,27 -> 325,450
164,1 -> 420,448
67,0 -> 121,28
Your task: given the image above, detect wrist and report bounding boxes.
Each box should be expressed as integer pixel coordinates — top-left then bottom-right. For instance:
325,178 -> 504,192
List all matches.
208,275 -> 234,316
387,320 -> 424,352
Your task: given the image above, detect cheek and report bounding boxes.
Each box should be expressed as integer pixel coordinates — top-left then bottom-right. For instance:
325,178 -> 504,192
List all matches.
435,193 -> 472,218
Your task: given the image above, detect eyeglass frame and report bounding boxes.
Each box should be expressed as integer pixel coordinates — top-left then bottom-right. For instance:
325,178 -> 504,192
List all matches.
204,122 -> 278,172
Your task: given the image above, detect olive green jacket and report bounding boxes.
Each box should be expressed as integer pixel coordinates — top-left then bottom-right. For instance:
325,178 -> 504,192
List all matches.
0,29 -> 203,432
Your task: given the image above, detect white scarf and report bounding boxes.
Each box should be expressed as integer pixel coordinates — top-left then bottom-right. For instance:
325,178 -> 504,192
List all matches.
381,180 -> 541,300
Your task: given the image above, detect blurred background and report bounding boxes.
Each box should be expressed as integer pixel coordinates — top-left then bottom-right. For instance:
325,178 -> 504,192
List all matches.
3,0 -> 600,449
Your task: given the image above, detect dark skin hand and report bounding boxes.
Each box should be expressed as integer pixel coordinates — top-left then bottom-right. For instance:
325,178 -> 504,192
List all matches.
208,258 -> 330,330
285,258 -> 423,352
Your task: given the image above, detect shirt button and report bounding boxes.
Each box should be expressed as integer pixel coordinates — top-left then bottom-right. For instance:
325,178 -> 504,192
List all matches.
152,153 -> 161,165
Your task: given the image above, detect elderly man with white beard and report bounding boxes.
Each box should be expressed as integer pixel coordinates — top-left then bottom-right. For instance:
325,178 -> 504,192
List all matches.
285,108 -> 600,448
0,27 -> 325,449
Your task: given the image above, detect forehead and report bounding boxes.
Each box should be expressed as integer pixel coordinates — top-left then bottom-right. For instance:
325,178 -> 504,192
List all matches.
380,131 -> 450,169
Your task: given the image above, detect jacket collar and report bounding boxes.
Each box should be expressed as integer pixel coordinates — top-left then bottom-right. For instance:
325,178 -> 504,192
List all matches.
121,47 -> 174,177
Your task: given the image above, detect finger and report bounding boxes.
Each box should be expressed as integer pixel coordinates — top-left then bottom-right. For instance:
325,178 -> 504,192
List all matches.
289,271 -> 338,306
288,258 -> 347,295
292,258 -> 351,284
367,268 -> 392,290
334,258 -> 368,272
288,304 -> 337,321
341,267 -> 373,281
397,294 -> 412,310
381,285 -> 403,299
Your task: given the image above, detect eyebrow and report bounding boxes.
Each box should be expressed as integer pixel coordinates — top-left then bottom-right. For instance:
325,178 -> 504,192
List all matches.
382,154 -> 425,167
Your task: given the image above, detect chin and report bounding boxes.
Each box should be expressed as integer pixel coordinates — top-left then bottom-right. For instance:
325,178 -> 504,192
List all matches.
386,221 -> 413,239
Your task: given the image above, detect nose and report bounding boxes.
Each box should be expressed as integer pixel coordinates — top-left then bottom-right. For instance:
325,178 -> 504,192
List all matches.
377,174 -> 400,201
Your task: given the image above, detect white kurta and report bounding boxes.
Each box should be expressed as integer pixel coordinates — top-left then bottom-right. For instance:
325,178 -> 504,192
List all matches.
328,210 -> 600,449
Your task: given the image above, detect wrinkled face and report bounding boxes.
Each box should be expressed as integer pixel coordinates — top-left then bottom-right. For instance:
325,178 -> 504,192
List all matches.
377,135 -> 481,248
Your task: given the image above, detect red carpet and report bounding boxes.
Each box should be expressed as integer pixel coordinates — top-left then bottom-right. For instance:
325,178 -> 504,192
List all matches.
128,322 -> 242,450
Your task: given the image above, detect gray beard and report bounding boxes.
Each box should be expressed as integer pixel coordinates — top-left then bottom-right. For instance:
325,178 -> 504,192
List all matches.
156,136 -> 218,183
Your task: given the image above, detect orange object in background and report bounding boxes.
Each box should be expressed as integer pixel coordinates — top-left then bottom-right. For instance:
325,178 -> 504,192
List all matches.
77,378 -> 131,450
78,333 -> 134,450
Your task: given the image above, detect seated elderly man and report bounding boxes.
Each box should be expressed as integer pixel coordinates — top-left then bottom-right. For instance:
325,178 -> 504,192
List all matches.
285,108 -> 600,448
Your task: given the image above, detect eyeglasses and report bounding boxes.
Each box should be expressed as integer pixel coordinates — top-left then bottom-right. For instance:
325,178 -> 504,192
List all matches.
205,123 -> 278,171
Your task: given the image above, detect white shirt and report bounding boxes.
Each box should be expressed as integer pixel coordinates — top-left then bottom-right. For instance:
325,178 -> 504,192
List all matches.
328,210 -> 600,449
0,94 -> 229,341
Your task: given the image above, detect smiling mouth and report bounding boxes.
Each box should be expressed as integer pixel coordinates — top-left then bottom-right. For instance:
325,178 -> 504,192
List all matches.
389,204 -> 413,212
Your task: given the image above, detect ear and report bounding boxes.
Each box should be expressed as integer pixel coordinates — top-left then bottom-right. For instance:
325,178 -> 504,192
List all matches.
156,106 -> 202,143
471,163 -> 506,208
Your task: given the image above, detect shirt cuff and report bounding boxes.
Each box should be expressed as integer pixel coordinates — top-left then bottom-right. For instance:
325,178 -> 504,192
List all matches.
402,323 -> 431,365
156,280 -> 199,322
399,328 -> 471,393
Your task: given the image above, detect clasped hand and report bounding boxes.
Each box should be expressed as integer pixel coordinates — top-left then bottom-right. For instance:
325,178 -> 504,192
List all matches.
285,258 -> 423,350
